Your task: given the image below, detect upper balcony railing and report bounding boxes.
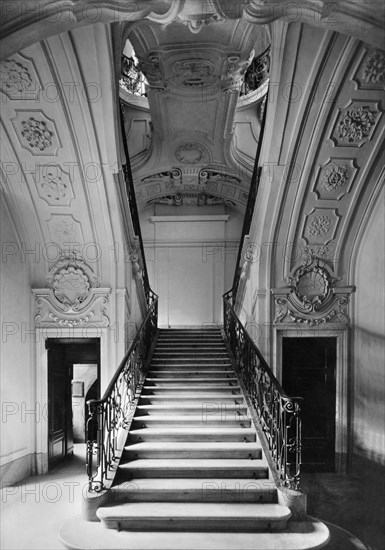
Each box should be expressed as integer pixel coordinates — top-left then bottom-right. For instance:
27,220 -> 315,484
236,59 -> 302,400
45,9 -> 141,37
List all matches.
120,55 -> 147,97
240,46 -> 270,97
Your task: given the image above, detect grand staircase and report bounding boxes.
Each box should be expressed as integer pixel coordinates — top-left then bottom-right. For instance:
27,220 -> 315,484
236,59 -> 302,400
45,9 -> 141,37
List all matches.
80,328 -> 328,549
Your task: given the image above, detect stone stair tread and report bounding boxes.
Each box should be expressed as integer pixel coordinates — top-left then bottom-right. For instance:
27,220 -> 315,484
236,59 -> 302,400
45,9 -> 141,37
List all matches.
133,415 -> 249,423
97,502 -> 291,520
60,516 -> 331,550
112,477 -> 275,491
136,404 -> 247,411
120,458 -> 268,468
125,442 -> 260,451
129,426 -> 253,434
146,378 -> 238,382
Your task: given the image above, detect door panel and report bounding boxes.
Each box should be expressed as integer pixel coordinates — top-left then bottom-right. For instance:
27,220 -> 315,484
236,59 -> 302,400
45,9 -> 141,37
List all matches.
282,337 -> 336,472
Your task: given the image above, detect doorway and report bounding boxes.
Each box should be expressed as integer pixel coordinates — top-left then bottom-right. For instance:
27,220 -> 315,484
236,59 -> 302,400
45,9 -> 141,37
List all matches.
282,337 -> 337,472
46,339 -> 100,469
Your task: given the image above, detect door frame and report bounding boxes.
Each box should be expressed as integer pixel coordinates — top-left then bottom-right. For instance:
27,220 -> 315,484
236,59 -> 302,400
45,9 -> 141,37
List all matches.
274,327 -> 349,474
35,327 -> 108,474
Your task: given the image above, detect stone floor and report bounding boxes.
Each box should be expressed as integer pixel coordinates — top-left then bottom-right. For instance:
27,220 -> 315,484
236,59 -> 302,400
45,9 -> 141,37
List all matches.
1,447 -> 384,550
301,458 -> 385,550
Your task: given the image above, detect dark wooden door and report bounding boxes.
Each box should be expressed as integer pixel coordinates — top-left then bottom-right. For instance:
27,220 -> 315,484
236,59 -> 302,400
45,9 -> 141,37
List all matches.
47,344 -> 73,467
282,337 -> 336,472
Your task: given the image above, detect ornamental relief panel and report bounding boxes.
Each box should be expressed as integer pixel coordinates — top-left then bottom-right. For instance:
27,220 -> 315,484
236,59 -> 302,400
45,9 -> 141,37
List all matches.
272,257 -> 354,327
353,48 -> 385,90
11,111 -> 61,156
0,54 -> 41,100
47,214 -> 83,249
32,252 -> 110,328
331,102 -> 380,147
302,208 -> 340,245
313,158 -> 358,200
33,164 -> 74,206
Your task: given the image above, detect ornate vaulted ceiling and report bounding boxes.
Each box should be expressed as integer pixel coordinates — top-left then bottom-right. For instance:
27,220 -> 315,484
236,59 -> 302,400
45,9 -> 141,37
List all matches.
0,0 -> 384,297
120,18 -> 269,210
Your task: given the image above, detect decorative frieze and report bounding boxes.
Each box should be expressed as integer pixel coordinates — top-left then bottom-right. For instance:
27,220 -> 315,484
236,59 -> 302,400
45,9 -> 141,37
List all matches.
147,192 -> 235,207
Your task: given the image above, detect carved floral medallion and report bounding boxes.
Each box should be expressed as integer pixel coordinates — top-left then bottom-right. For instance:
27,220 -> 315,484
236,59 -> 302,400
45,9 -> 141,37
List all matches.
321,164 -> 349,192
362,49 -> 385,84
21,117 -> 53,151
336,105 -> 377,144
0,59 -> 32,93
307,215 -> 331,238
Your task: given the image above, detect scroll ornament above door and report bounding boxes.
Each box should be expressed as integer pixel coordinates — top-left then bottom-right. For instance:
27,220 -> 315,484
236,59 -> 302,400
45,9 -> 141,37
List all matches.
272,257 -> 355,327
32,252 -> 110,328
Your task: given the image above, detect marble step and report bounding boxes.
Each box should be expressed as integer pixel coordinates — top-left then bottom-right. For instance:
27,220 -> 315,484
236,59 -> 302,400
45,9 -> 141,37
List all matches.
145,377 -> 239,385
122,441 -> 262,460
126,427 -> 256,443
60,516 -> 331,550
110,477 -> 276,503
135,403 -> 248,416
131,415 -> 251,428
97,502 -> 291,532
138,395 -> 245,405
117,459 -> 269,479
146,370 -> 236,377
151,358 -> 231,364
141,386 -> 241,394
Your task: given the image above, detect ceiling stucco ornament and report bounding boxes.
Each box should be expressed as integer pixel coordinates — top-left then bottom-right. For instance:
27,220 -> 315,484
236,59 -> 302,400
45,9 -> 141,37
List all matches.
335,104 -> 378,145
221,51 -> 254,93
199,169 -> 241,186
47,214 -> 83,249
171,58 -> 216,88
21,117 -> 53,151
302,208 -> 340,245
362,49 -> 385,84
141,168 -> 182,187
147,192 -> 235,207
34,164 -> 74,206
175,142 -> 206,164
272,257 -> 355,327
173,1 -> 225,34
307,215 -> 331,237
12,111 -> 60,156
321,164 -> 349,192
138,53 -> 166,91
0,58 -> 32,93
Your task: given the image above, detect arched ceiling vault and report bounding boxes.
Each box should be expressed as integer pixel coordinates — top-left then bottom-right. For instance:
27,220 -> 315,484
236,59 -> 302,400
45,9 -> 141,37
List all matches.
1,0 -> 384,60
120,18 -> 268,212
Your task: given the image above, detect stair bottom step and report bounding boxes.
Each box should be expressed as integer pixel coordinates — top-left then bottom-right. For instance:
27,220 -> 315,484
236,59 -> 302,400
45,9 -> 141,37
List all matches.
97,502 -> 291,532
60,516 -> 331,550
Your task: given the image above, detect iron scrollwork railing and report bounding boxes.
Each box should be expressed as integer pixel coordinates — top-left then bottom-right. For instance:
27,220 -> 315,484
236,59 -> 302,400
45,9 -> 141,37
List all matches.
240,46 -> 270,97
120,55 -> 147,96
86,291 -> 158,491
223,290 -> 302,490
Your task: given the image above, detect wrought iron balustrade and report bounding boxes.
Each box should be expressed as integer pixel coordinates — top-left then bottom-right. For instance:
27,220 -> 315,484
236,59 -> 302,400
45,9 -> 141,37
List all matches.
86,291 -> 158,491
240,46 -> 270,97
120,104 -> 152,305
120,55 -> 147,96
223,290 -> 302,490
